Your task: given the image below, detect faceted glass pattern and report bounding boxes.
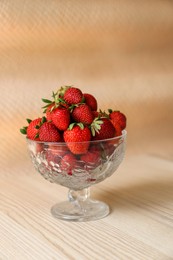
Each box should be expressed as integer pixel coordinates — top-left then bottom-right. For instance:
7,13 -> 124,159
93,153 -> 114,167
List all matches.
27,130 -> 126,221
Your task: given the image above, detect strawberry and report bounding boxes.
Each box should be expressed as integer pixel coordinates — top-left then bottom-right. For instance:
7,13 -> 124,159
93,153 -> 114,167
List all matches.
48,144 -> 68,155
60,153 -> 76,175
63,124 -> 91,154
92,111 -> 99,118
45,103 -> 55,121
21,118 -> 42,140
110,120 -> 122,136
64,87 -> 83,105
80,150 -> 100,169
72,104 -> 94,125
39,122 -> 61,142
46,150 -> 60,166
108,109 -> 126,130
36,143 -> 44,154
27,118 -> 42,140
51,107 -> 70,131
83,93 -> 97,111
46,144 -> 68,166
92,109 -> 108,119
56,85 -> 71,99
91,118 -> 115,140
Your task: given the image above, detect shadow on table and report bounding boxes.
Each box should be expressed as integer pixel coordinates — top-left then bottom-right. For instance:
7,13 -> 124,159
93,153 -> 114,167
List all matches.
94,179 -> 173,214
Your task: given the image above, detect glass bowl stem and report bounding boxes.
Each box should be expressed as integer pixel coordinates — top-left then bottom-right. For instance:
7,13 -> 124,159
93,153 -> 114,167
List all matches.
51,187 -> 110,221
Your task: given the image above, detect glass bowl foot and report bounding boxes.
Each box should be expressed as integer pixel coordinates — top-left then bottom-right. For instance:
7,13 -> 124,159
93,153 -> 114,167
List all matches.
51,188 -> 109,221
51,199 -> 109,221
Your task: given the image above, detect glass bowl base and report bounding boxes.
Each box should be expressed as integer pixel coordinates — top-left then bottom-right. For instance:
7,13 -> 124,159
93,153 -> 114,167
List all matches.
51,199 -> 110,222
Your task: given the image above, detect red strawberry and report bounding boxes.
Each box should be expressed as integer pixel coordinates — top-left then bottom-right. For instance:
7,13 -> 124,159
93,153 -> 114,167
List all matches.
72,104 -> 94,125
46,144 -> 68,165
80,150 -> 100,169
102,142 -> 116,159
63,124 -> 91,154
48,144 -> 68,154
39,122 -> 61,142
36,143 -> 44,154
109,110 -> 126,130
51,107 -> 70,131
46,150 -> 60,166
110,120 -> 122,137
91,118 -> 115,140
92,110 -> 108,119
64,87 -> 83,105
60,153 -> 76,175
92,111 -> 99,118
83,93 -> 97,111
42,91 -> 69,120
46,103 -> 55,121
26,118 -> 42,140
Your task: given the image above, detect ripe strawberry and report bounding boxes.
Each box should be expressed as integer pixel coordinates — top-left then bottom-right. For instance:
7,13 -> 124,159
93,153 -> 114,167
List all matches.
92,110 -> 108,119
60,153 -> 76,175
83,93 -> 97,111
42,91 -> 69,119
46,144 -> 68,166
46,150 -> 60,166
92,111 -> 99,118
110,120 -> 122,136
91,118 -> 115,140
36,143 -> 44,154
48,144 -> 68,154
64,87 -> 83,105
51,107 -> 70,131
108,110 -> 126,130
46,103 -> 55,121
26,118 -> 42,140
72,104 -> 94,125
39,122 -> 61,142
80,150 -> 101,169
63,124 -> 91,154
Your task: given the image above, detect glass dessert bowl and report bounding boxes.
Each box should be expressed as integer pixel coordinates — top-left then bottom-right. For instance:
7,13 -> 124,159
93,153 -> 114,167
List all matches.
27,130 -> 127,221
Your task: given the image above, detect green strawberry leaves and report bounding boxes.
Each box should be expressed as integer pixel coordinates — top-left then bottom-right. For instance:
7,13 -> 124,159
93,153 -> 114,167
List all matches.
42,89 -> 69,113
68,122 -> 84,130
20,126 -> 27,135
26,118 -> 32,124
42,98 -> 52,104
90,118 -> 103,136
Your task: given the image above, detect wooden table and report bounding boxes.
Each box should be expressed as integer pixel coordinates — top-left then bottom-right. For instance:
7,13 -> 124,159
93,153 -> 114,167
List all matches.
1,151 -> 173,259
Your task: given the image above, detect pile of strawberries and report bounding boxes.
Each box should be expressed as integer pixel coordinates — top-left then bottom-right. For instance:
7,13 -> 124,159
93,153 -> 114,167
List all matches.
20,86 -> 126,156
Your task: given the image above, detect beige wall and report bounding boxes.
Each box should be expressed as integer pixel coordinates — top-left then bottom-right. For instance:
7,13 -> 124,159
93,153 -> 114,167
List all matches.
0,1 -> 173,167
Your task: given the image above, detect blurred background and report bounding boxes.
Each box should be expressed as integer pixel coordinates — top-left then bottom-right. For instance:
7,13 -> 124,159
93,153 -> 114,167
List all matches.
0,0 -> 173,170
